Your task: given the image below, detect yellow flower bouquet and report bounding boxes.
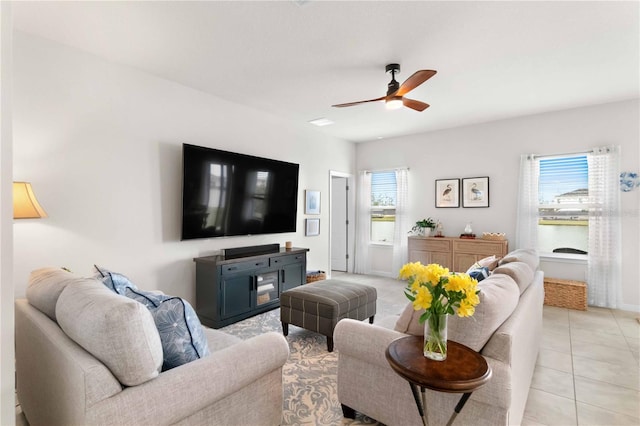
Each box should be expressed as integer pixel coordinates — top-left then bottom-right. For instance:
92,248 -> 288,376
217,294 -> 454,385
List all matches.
399,262 -> 480,360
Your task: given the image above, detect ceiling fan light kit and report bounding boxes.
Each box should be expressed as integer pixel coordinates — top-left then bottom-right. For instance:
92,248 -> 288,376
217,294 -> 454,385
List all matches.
386,96 -> 404,110
332,63 -> 436,112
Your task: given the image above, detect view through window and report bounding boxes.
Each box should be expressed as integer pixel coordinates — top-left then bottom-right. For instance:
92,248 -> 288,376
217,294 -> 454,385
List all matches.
538,155 -> 588,254
370,171 -> 396,243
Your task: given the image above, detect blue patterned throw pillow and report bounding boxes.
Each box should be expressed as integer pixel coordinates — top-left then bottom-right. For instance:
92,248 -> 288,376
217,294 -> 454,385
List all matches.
100,271 -> 137,294
467,266 -> 490,282
98,271 -> 210,371
125,288 -> 210,371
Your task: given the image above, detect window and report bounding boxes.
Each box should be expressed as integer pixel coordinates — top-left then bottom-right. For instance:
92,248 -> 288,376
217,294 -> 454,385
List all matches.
538,155 -> 588,254
370,171 -> 396,243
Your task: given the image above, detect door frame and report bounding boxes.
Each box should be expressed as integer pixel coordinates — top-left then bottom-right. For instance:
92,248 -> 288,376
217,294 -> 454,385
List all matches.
329,170 -> 353,275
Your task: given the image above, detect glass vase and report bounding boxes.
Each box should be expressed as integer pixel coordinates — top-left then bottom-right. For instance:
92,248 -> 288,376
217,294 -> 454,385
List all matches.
424,313 -> 448,361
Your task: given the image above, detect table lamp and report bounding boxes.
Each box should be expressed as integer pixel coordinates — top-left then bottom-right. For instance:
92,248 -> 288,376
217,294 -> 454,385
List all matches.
13,181 -> 47,219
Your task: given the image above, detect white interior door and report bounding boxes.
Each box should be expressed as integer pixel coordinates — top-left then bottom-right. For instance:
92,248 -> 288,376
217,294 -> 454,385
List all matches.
331,176 -> 348,272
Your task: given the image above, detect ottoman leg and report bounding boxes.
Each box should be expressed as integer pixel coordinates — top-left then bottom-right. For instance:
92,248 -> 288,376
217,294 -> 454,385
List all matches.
327,336 -> 334,352
282,322 -> 289,336
341,404 -> 356,419
369,315 -> 375,324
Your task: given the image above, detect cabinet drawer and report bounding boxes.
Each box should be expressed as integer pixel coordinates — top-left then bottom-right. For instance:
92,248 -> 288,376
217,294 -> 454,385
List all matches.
220,259 -> 268,275
270,254 -> 305,267
409,238 -> 451,252
453,240 -> 506,256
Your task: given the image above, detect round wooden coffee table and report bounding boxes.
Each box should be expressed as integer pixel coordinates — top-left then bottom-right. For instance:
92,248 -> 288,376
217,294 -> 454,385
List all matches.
386,335 -> 492,426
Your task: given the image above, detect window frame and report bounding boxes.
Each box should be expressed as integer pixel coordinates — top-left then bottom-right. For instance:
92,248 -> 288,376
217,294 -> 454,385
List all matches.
369,170 -> 397,244
536,154 -> 589,258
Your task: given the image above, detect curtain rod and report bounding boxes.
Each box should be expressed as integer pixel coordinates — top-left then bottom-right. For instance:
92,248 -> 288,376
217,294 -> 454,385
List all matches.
532,149 -> 593,159
531,145 -> 618,160
361,166 -> 410,173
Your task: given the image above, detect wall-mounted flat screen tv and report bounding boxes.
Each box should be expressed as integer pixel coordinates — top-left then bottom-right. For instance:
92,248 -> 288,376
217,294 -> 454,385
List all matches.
181,143 -> 299,240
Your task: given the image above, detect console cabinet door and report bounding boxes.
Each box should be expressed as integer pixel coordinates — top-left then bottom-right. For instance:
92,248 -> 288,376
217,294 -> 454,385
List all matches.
281,262 -> 304,292
220,274 -> 253,319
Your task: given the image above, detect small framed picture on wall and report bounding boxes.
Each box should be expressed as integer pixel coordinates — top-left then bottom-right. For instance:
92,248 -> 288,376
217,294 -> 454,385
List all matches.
305,190 -> 321,214
462,177 -> 490,208
305,218 -> 320,236
435,178 -> 460,208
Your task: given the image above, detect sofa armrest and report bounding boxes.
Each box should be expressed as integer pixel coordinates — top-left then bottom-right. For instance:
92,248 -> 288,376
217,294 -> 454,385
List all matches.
88,332 -> 289,425
334,318 -> 406,369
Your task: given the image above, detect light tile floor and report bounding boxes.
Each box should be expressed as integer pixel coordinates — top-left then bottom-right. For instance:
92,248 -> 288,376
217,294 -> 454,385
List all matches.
522,305 -> 640,425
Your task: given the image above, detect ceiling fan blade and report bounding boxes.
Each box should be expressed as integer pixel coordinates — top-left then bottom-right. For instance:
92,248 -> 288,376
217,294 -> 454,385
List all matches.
394,70 -> 437,97
403,98 -> 430,112
332,96 -> 385,108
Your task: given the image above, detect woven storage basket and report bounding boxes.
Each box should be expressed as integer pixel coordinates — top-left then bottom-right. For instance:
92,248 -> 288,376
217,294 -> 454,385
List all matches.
543,278 -> 587,310
306,270 -> 326,284
481,232 -> 506,241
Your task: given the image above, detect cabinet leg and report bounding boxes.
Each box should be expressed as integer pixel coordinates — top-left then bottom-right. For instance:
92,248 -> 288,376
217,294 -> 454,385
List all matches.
369,315 -> 375,324
282,322 -> 289,336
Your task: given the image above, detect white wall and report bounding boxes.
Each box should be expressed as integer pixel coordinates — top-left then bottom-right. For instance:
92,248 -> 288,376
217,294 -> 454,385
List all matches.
12,32 -> 355,303
0,3 -> 15,424
357,99 -> 640,311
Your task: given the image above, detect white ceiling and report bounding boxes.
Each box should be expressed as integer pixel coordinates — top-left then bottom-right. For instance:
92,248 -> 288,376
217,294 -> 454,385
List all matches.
12,1 -> 640,143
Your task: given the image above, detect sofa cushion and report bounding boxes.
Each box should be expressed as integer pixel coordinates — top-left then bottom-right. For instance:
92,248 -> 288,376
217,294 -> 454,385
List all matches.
394,273 -> 520,351
26,267 -> 77,321
56,278 -> 163,386
97,270 -> 210,371
498,248 -> 539,271
492,261 -> 535,294
449,273 -> 520,351
123,287 -> 211,371
394,302 -> 425,335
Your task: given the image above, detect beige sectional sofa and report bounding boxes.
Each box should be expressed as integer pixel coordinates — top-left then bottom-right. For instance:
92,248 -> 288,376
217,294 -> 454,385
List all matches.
335,249 -> 544,426
15,268 -> 289,426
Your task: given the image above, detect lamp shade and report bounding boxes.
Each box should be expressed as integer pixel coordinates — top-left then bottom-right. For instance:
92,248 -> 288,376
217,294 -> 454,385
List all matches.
13,182 -> 48,219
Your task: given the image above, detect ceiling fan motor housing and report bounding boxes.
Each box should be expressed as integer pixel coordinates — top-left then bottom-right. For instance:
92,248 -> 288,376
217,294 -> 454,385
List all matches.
386,63 -> 400,96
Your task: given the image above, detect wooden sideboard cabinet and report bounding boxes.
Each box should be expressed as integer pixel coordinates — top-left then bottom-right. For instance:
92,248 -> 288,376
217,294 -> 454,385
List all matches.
408,236 -> 508,272
408,237 -> 453,269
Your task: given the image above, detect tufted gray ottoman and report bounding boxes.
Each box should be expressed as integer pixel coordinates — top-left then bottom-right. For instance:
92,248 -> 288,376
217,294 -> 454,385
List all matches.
280,279 -> 377,352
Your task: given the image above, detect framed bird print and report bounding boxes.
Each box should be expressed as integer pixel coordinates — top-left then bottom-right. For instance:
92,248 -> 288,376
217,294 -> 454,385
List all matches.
462,177 -> 490,208
435,178 -> 460,208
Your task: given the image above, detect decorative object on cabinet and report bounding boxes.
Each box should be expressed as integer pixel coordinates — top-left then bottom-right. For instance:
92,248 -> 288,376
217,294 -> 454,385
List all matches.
408,236 -> 508,272
482,232 -> 506,241
435,178 -> 460,208
305,218 -> 320,236
435,220 -> 444,237
409,217 -> 436,236
305,190 -> 321,214
461,222 -> 475,239
462,177 -> 490,207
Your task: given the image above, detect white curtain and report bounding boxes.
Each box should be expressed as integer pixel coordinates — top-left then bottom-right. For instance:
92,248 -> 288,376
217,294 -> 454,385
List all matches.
515,154 -> 539,250
354,171 -> 371,274
587,146 -> 621,308
391,169 -> 409,276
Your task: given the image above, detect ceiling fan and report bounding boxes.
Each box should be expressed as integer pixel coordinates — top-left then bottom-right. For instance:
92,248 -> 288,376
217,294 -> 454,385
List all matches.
332,64 -> 437,112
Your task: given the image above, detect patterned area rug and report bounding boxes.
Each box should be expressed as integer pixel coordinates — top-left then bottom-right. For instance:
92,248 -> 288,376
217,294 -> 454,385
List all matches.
221,308 -> 380,425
